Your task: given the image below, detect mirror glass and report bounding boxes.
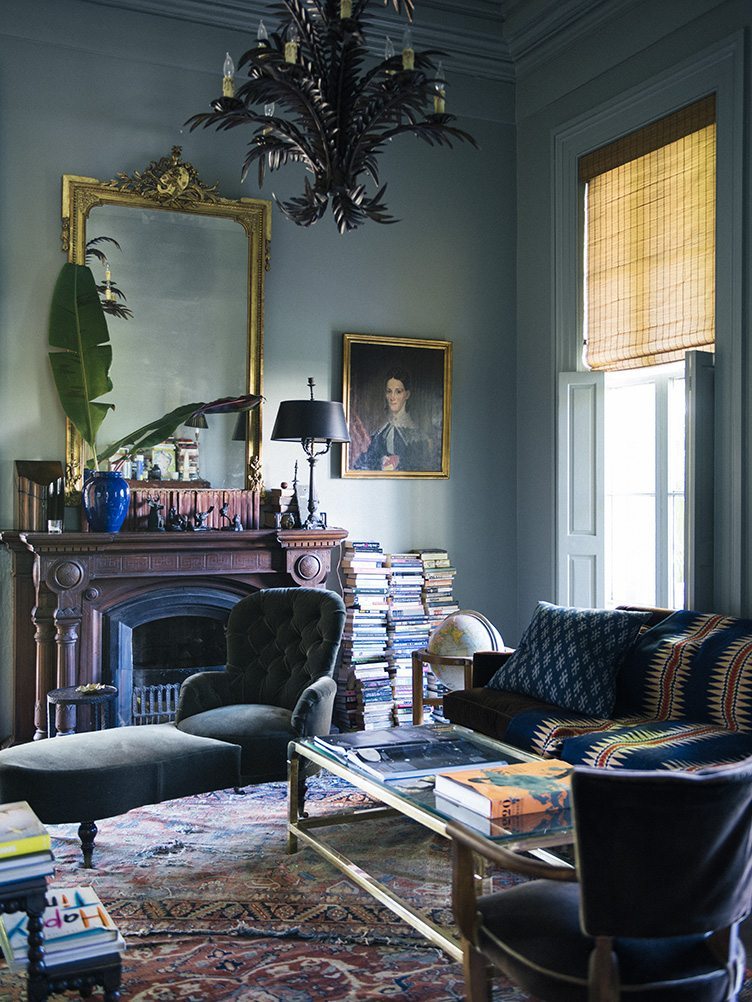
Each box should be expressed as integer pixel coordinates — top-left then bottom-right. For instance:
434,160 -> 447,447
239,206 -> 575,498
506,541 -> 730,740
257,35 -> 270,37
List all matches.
87,204 -> 248,487
62,156 -> 270,495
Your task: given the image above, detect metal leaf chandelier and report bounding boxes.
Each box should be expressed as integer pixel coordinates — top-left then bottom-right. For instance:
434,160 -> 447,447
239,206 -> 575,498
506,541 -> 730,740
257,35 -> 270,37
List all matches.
187,0 -> 477,233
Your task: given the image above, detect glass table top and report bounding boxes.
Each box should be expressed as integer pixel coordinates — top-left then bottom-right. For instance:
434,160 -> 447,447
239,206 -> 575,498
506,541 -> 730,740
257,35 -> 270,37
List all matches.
296,723 -> 574,846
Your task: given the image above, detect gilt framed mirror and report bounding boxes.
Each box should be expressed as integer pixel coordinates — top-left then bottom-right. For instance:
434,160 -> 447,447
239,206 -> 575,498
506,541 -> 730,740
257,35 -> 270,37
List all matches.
61,147 -> 271,497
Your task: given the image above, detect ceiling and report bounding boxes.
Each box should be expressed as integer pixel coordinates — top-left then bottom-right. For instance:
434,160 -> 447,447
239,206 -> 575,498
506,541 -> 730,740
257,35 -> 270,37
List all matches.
79,0 -> 630,82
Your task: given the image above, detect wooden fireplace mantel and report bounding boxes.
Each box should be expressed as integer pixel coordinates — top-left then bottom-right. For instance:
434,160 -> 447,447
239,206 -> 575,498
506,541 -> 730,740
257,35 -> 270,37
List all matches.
1,527 -> 348,743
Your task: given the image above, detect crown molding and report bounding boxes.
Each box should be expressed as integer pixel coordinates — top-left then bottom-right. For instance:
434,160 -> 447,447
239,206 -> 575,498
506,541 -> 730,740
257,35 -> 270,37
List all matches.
499,0 -> 643,73
79,0 -> 514,82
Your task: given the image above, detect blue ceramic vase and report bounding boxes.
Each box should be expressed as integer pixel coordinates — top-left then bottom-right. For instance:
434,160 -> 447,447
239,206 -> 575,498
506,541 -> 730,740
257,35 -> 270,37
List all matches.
82,470 -> 130,532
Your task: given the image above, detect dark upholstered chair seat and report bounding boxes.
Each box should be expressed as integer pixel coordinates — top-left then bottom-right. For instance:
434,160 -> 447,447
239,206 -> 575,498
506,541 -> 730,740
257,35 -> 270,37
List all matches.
177,704 -> 295,783
478,880 -> 738,1002
0,723 -> 241,865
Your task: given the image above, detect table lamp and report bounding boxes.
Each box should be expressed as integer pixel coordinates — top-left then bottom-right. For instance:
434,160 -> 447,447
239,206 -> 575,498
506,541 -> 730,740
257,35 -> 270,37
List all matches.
271,378 -> 350,530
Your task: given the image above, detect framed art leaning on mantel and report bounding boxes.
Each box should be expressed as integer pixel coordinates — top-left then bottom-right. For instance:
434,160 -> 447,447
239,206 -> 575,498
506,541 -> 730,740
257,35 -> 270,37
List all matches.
342,333 -> 452,479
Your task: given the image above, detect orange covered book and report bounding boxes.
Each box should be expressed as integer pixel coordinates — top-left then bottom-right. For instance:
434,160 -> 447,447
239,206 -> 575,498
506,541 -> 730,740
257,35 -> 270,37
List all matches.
434,758 -> 573,820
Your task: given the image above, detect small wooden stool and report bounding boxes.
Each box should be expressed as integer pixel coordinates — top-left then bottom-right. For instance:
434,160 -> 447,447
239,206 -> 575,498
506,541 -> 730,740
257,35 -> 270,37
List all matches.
47,686 -> 118,738
411,649 -> 473,725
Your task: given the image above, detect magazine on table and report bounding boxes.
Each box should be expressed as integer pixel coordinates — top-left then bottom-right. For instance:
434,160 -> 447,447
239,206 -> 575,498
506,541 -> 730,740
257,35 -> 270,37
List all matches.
329,739 -> 509,782
313,723 -> 459,757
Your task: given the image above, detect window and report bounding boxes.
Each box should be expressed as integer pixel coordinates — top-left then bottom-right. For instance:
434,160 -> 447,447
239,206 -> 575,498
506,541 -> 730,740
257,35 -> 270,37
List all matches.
581,95 -> 716,371
558,96 -> 716,610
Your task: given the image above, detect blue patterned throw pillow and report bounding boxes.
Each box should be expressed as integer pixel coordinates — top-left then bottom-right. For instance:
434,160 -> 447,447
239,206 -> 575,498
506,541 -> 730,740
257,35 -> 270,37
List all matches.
486,602 -> 651,717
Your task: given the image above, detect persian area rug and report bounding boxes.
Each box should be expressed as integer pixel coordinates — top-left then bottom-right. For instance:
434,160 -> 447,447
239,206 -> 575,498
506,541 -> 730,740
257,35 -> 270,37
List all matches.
0,776 -> 535,1002
2,776 -> 751,1001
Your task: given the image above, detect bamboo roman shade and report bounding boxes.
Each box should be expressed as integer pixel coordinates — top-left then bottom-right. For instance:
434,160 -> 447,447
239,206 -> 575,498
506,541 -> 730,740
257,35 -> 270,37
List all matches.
581,96 -> 716,371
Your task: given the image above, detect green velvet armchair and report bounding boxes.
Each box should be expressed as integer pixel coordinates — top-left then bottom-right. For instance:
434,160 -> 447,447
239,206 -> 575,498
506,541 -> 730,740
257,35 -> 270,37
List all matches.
175,587 -> 346,787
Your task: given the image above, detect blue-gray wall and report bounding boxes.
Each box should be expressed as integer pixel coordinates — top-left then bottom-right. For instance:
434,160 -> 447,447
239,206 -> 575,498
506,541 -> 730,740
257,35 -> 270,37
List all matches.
0,0 -> 516,740
514,0 -> 751,627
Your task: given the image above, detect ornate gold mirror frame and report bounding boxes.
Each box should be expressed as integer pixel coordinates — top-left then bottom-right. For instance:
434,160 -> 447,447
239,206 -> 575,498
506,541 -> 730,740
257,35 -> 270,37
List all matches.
61,147 -> 271,497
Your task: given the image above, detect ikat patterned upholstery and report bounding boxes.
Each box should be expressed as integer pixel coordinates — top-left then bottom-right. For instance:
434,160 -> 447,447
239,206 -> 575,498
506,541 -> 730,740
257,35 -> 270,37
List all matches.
505,708 -> 752,770
486,602 -> 650,717
616,610 -> 752,730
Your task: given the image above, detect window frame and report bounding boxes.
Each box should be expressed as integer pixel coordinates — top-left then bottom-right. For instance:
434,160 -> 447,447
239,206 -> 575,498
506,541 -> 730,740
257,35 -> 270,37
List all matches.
553,34 -> 744,614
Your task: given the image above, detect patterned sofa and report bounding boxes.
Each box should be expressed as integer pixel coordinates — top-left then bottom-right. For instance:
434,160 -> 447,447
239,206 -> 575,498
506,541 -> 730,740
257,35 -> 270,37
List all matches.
443,605 -> 752,770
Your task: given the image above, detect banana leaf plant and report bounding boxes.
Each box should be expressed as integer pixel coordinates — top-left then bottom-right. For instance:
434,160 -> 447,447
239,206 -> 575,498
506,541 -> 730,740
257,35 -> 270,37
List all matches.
48,263 -> 262,471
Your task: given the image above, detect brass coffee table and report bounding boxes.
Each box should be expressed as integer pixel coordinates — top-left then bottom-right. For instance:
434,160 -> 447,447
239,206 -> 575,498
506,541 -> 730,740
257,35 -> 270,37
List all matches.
287,725 -> 573,961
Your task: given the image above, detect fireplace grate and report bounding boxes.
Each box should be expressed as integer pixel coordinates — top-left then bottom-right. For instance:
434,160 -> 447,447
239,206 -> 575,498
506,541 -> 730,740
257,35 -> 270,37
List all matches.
132,683 -> 181,725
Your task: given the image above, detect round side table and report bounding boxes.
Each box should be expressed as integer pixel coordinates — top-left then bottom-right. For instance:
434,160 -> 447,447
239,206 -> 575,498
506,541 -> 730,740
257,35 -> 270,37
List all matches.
47,685 -> 118,738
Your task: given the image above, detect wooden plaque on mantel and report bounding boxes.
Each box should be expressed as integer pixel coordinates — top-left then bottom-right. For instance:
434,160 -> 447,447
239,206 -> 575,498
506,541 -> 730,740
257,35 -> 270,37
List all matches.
125,486 -> 261,531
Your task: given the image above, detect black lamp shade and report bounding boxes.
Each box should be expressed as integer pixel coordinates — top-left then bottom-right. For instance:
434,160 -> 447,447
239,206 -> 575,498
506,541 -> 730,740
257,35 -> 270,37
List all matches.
271,400 -> 350,444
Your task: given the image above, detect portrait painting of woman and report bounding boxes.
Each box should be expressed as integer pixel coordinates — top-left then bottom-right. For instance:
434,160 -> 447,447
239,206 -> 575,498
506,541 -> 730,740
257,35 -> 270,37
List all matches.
342,334 -> 452,478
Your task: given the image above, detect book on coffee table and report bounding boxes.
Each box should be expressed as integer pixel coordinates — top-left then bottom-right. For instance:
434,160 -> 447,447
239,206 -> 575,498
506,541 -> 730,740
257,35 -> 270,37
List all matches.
0,885 -> 125,972
434,759 -> 573,819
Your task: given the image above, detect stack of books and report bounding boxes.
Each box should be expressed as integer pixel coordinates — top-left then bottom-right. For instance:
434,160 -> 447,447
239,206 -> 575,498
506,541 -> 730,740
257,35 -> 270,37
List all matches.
0,885 -> 125,972
413,549 -> 460,631
387,554 -> 431,725
337,542 -> 392,730
0,801 -> 55,885
434,759 -> 572,823
260,484 -> 299,528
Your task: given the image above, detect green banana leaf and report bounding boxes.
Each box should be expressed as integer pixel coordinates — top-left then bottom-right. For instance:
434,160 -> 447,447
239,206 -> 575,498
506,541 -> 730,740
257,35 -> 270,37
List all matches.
48,263 -> 114,461
96,394 -> 263,467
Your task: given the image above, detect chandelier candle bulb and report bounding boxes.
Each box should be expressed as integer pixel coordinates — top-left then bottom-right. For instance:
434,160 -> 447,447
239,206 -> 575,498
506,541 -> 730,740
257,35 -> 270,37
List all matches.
222,52 -> 235,97
384,35 -> 395,73
257,19 -> 269,43
433,62 -> 446,113
401,26 -> 414,70
284,23 -> 300,63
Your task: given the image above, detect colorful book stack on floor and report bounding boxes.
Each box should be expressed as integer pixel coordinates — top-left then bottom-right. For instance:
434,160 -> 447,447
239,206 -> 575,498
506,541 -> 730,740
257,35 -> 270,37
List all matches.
337,542 -> 392,730
413,549 -> 459,631
0,801 -> 54,885
0,885 -> 125,972
412,549 -> 460,722
387,553 -> 431,726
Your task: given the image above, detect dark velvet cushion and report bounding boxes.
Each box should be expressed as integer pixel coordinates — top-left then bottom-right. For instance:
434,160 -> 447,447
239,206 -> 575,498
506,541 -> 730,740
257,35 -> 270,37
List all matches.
0,723 -> 241,825
442,686 -> 562,742
486,602 -> 650,717
478,880 -> 739,1002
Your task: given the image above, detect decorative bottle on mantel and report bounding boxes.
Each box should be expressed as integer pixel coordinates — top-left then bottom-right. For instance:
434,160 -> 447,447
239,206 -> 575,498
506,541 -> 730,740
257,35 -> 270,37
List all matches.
82,470 -> 130,532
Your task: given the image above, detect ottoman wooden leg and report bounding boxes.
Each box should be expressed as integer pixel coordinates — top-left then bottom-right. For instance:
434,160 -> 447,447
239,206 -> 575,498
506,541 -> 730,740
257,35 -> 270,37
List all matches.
78,820 -> 98,868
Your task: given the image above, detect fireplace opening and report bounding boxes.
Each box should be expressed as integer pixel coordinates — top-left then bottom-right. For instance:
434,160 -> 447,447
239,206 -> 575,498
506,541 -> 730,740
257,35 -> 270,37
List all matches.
129,615 -> 227,725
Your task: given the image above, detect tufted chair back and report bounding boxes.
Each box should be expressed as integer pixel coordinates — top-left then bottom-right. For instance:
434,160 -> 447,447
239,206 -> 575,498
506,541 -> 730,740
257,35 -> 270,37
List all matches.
224,587 -> 346,710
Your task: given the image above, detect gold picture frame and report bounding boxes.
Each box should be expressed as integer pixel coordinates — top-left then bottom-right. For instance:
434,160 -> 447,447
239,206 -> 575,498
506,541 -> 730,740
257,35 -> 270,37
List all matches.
342,333 -> 452,479
60,147 -> 271,498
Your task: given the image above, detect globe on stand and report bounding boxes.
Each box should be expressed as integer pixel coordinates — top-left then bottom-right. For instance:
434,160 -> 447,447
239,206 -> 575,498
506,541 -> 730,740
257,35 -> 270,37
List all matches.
427,610 -> 504,690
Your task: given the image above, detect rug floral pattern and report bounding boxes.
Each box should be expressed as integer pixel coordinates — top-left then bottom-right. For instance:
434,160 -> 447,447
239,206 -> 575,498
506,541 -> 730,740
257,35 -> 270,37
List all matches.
1,776 -> 750,1000
0,777 -> 534,1001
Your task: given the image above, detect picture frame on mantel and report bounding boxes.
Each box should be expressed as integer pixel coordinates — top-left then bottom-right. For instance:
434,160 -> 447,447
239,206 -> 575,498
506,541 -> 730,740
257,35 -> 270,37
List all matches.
342,333 -> 452,479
